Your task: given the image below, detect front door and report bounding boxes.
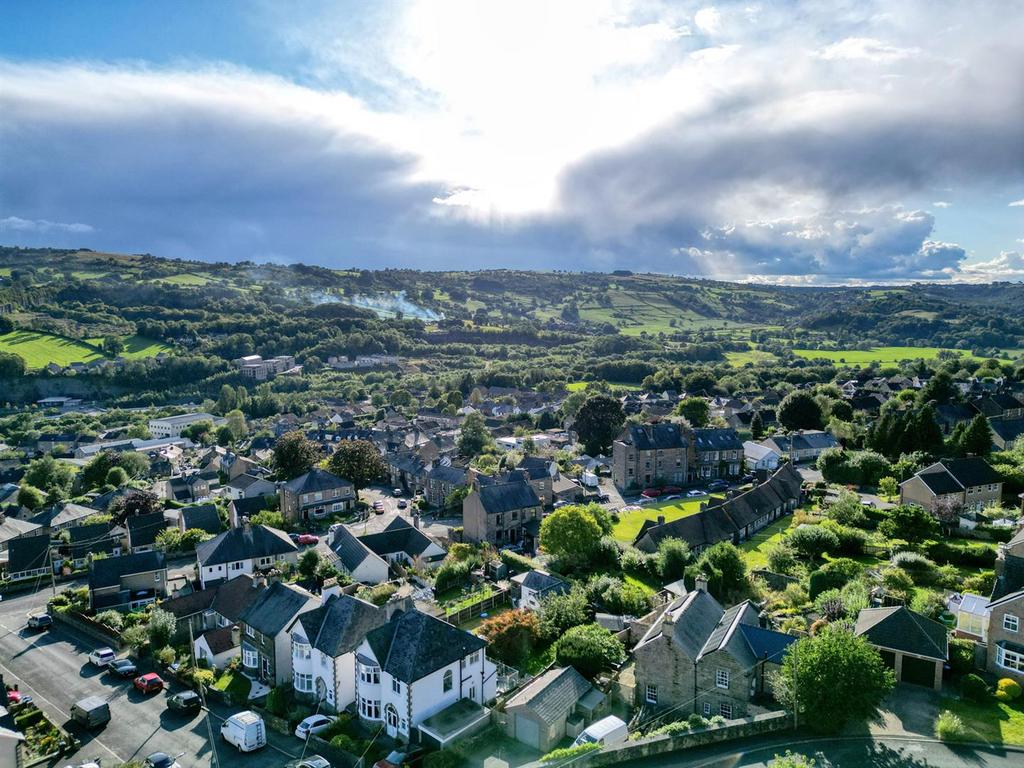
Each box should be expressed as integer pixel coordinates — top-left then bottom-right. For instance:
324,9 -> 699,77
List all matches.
385,704 -> 400,738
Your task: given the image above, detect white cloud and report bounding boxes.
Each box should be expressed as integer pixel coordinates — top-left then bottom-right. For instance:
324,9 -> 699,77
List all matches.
0,216 -> 94,234
1009,199 -> 1024,207
694,7 -> 722,34
817,37 -> 919,63
932,201 -> 952,208
960,251 -> 1024,281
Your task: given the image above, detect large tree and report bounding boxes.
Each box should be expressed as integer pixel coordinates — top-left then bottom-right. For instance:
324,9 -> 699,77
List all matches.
328,439 -> 385,491
539,504 -> 603,565
957,414 -> 993,457
778,391 -> 824,431
675,397 -> 710,427
457,412 -> 493,457
773,625 -> 895,733
695,541 -> 747,599
877,504 -> 938,544
24,455 -> 76,499
553,623 -> 626,678
273,430 -> 321,479
573,394 -> 625,456
0,351 -> 26,379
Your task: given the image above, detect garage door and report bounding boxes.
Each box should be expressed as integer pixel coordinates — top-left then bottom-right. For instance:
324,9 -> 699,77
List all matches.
901,655 -> 937,687
516,714 -> 541,750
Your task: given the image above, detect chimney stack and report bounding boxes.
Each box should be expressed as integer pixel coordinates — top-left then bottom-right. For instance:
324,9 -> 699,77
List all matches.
412,512 -> 420,529
321,577 -> 342,603
231,624 -> 241,648
657,515 -> 665,526
695,573 -> 709,593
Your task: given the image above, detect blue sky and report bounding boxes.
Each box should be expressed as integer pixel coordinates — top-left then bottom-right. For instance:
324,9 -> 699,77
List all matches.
1,1 -> 1022,282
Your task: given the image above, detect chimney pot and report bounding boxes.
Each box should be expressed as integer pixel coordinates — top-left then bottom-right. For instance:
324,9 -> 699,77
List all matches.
695,573 -> 709,592
231,624 -> 241,647
657,515 -> 665,525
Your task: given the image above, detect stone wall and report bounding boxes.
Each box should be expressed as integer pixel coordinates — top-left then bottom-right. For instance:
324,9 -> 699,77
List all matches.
694,648 -> 754,718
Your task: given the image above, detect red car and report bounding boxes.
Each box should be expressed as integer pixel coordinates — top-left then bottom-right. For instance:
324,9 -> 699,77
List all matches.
660,486 -> 682,494
640,488 -> 663,498
134,673 -> 165,694
297,534 -> 319,546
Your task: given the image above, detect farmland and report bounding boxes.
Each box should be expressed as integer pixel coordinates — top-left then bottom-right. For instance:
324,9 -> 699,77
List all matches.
611,497 -> 706,543
0,330 -> 103,368
86,335 -> 174,359
792,346 -> 972,365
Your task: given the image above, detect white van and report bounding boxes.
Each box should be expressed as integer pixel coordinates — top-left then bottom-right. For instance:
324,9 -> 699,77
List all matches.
220,710 -> 266,752
573,715 -> 628,748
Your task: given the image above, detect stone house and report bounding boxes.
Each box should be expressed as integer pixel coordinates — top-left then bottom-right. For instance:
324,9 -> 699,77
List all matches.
757,430 -> 839,463
690,428 -> 744,482
612,423 -> 688,490
238,580 -> 318,685
279,467 -> 356,523
462,479 -> 543,550
899,457 -> 1003,515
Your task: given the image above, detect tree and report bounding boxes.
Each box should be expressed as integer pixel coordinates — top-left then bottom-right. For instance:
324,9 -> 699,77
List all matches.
675,397 -> 710,427
750,411 -> 765,440
537,587 -> 590,641
226,409 -> 248,438
0,352 -> 26,379
553,623 -> 625,678
878,476 -> 899,500
24,454 -> 76,498
105,466 -> 129,487
215,425 -> 235,446
958,415 -> 993,457
328,439 -> 385,491
778,391 -> 824,431
773,625 -> 895,733
298,549 -> 321,580
767,541 -> 799,575
273,430 -> 320,479
695,541 -> 747,598
878,504 -> 938,544
147,607 -> 177,649
573,395 -> 626,456
250,509 -> 286,528
917,371 -> 956,406
787,526 -> 840,561
102,336 -> 125,357
17,484 -> 45,511
539,505 -> 603,565
657,537 -> 691,581
478,609 -> 541,665
109,490 -> 162,524
457,412 -> 493,457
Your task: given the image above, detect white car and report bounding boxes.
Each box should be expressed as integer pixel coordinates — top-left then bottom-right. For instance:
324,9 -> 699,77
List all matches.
88,647 -> 116,667
686,489 -> 705,498
294,714 -> 335,740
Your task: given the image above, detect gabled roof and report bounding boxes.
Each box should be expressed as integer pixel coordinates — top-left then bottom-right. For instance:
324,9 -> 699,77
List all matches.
692,428 -> 743,452
328,525 -> 375,572
364,609 -> 486,683
476,481 -> 541,515
281,467 -> 353,495
200,625 -> 236,655
6,534 -> 50,573
361,517 -> 443,560
505,666 -> 592,721
635,589 -> 724,658
68,522 -> 118,559
854,606 -> 948,661
516,456 -> 553,481
180,504 -> 223,535
738,623 -> 797,664
295,594 -> 385,658
229,495 -> 277,519
127,512 -> 167,548
89,551 -> 166,589
195,524 -> 297,566
0,514 -> 42,543
911,457 -> 1002,495
514,569 -> 570,596
617,423 -> 687,451
240,580 -> 316,636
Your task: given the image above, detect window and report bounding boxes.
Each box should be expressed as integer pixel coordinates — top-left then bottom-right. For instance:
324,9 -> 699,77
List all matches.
702,702 -> 712,716
443,670 -> 453,693
719,703 -> 733,719
715,669 -> 730,689
360,665 -> 380,684
294,672 -> 313,692
359,697 -> 380,719
294,642 -> 311,660
245,624 -> 255,637
645,684 -> 658,704
243,648 -> 258,668
332,502 -> 343,512
392,679 -> 402,694
1005,614 -> 1020,633
232,561 -> 243,571
996,645 -> 1024,672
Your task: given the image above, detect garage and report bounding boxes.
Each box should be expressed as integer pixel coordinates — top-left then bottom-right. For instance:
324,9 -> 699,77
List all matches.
855,606 -> 948,691
515,714 -> 541,750
901,655 -> 940,688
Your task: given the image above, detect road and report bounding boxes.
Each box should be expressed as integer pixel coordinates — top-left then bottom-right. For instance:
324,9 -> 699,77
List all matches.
0,585 -> 305,767
618,734 -> 1024,768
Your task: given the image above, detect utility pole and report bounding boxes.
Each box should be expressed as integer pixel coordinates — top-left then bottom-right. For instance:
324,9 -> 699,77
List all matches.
188,620 -> 220,768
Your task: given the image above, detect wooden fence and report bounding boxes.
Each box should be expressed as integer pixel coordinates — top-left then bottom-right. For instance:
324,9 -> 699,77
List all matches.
442,587 -> 510,626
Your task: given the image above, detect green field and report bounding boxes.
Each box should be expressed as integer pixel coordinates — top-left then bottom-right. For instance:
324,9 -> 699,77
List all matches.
566,380 -> 643,392
87,335 -> 174,359
612,497 -> 706,543
0,331 -> 102,368
151,272 -> 214,286
725,349 -> 778,366
792,346 -> 970,365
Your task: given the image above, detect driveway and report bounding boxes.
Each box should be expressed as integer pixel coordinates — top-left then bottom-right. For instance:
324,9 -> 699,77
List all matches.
0,586 -> 301,767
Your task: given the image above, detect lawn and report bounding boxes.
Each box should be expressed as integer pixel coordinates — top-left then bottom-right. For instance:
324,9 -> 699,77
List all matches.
212,669 -> 252,702
739,515 -> 797,569
725,349 -> 778,366
566,380 -> 643,392
611,498 -> 706,543
940,697 -> 1024,746
437,582 -> 497,612
0,330 -> 102,368
792,346 -> 977,365
151,272 -> 214,286
86,334 -> 174,359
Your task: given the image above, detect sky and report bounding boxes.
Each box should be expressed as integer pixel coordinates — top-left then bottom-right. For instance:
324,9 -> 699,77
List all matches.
1,0 -> 1023,283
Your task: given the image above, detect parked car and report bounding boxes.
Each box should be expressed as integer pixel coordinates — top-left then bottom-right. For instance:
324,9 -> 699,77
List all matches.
297,533 -> 319,546
294,713 -> 335,740
134,673 -> 165,693
288,532 -> 301,542
392,488 -> 404,497
285,757 -> 332,768
661,486 -> 683,494
62,761 -> 102,768
88,647 -> 117,667
26,612 -> 52,630
707,480 -> 729,492
167,691 -> 202,713
640,488 -> 663,498
144,752 -> 183,768
5,688 -> 32,706
108,659 -> 138,678
663,494 -> 681,501
397,499 -> 408,509
221,710 -> 267,752
686,489 -> 705,498
70,696 -> 111,729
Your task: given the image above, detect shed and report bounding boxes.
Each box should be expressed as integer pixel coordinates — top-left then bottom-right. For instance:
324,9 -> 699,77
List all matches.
504,666 -> 594,752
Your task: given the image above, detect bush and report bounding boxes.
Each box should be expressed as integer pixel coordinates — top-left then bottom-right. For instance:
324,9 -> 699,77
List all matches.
540,743 -> 600,763
330,733 -> 361,753
538,587 -> 590,641
960,673 -> 989,703
766,542 -> 799,575
820,521 -> 867,556
925,541 -> 997,569
656,537 -> 691,581
909,590 -> 946,620
787,526 -> 840,560
157,646 -> 176,666
997,678 -> 1022,701
122,624 -> 149,650
808,558 -> 862,598
434,559 -> 474,593
357,582 -> 398,606
423,750 -> 466,768
890,551 -> 938,585
192,669 -> 215,688
935,711 -> 967,742
477,609 -> 540,665
499,549 -> 535,574
585,575 -> 652,616
266,686 -> 290,717
554,623 -> 625,678
687,713 -> 709,728
813,588 -> 846,620
95,609 -> 124,631
648,720 -> 689,736
708,714 -> 727,726
769,751 -> 817,768
948,638 -> 975,677
962,572 -> 996,595
148,607 -> 177,649
621,547 -> 659,577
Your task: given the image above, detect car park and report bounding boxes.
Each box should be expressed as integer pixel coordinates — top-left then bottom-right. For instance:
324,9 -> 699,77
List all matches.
108,658 -> 138,678
26,613 -> 52,630
88,648 -> 117,667
294,713 -> 335,739
134,672 -> 165,693
167,690 -> 202,712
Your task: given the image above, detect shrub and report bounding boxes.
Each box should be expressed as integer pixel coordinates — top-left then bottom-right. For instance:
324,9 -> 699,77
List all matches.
947,638 -> 975,677
585,575 -> 652,616
148,607 -> 177,649
540,743 -> 600,763
687,713 -> 709,728
708,714 -> 727,726
157,646 -> 176,666
821,522 -> 867,556
266,686 -> 290,717
881,567 -> 915,596
648,720 -> 689,736
782,583 -> 809,609
891,551 -> 939,585
477,609 -> 540,665
434,559 -> 474,593
766,542 -> 799,575
787,526 -> 840,560
769,751 -> 817,768
838,580 -> 870,615
499,549 -> 535,574
935,711 -> 967,742
997,678 -> 1022,701
909,590 -> 946,621
808,558 -> 862,597
538,587 -> 590,641
621,547 -> 659,577
423,751 -> 466,768
330,733 -> 361,753
95,609 -> 124,631
357,582 -> 398,606
122,624 -> 149,650
656,537 -> 691,581
813,588 -> 846,620
554,623 -> 625,678
192,669 -> 215,688
962,572 -> 996,595
960,673 -> 989,703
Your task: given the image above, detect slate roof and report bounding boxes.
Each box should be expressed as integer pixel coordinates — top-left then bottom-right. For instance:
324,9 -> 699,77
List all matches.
917,470 -> 964,495
505,666 -> 592,721
201,626 -> 236,655
180,504 -> 223,535
913,458 -> 1002,495
617,423 -> 688,451
295,594 -> 385,657
738,623 -> 797,664
516,456 -> 552,481
240,580 -> 316,636
29,502 -> 96,529
854,606 -> 948,661
990,418 -> 1024,444
516,569 -> 570,596
161,574 -> 263,621
0,515 -> 42,544
699,601 -> 756,659
281,467 -> 353,495
764,430 -> 839,453
364,609 -> 486,683
195,524 -> 297,566
328,526 -> 375,572
635,590 -> 725,659
127,512 -> 167,548
692,428 -> 743,452
89,551 -> 166,589
68,522 -> 118,559
426,464 -> 467,486
361,518 -> 442,560
476,480 -> 541,515
229,496 -> 277,520
6,534 -> 50,574
992,553 -> 1024,600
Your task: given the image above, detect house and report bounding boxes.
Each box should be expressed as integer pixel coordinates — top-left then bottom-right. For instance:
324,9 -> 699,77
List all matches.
743,441 -> 780,472
66,522 -> 121,568
88,551 -> 167,611
28,502 -> 96,533
355,609 -> 496,745
511,570 -> 570,611
195,625 -> 239,670
953,592 -> 990,642
899,457 -> 1003,514
163,472 -> 212,504
148,412 -> 221,439
279,467 -> 356,523
854,606 -> 948,689
239,580 -> 318,684
758,430 -> 839,463
126,512 -> 167,553
612,423 -> 688,490
161,573 -> 265,642
222,473 -> 277,501
993,527 -> 1024,600
0,723 -> 23,768
690,428 -> 744,482
423,464 -> 468,509
288,587 -> 389,712
227,495 -> 277,527
462,479 -> 543,550
504,666 -> 598,752
634,462 -> 802,554
195,522 -> 298,588
986,587 -> 1024,684
360,517 -> 447,569
177,504 -> 223,536
0,513 -> 42,555
972,393 -> 1024,421
322,526 -> 391,585
990,418 -> 1024,451
514,456 -> 557,506
4,534 -> 51,582
934,403 -> 976,435
632,585 -> 795,718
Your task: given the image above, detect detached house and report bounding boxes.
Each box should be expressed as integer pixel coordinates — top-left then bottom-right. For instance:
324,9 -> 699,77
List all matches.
279,467 -> 356,523
323,526 -> 391,585
854,606 -> 948,690
355,609 -> 496,746
987,529 -> 1024,683
239,580 -> 318,684
758,430 -> 839,463
195,522 -> 298,588
360,517 -> 447,569
899,457 -> 1003,514
462,479 -> 543,550
88,551 -> 167,611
